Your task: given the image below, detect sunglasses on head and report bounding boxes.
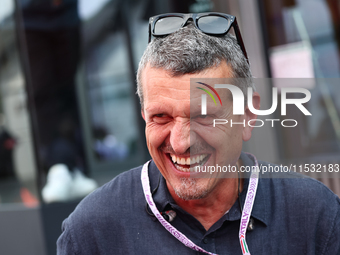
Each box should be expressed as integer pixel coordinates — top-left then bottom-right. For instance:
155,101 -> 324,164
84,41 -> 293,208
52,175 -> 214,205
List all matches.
148,12 -> 249,63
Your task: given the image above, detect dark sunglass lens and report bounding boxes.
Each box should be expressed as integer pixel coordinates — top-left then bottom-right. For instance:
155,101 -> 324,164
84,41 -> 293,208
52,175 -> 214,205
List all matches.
197,16 -> 231,34
154,17 -> 184,35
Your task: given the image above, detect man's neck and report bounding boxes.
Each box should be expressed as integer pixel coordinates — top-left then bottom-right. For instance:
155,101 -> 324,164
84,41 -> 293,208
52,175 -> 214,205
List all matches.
167,172 -> 243,231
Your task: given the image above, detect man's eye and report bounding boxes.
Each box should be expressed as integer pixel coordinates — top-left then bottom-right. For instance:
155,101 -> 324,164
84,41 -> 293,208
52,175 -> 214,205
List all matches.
193,115 -> 208,120
194,115 -> 213,125
152,114 -> 171,124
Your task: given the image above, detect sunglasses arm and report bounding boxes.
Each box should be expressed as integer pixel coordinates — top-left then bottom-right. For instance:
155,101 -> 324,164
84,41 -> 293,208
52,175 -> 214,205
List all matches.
148,23 -> 152,43
233,18 -> 249,64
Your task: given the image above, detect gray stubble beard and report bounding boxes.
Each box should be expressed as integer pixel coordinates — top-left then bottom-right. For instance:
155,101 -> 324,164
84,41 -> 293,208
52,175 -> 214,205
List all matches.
173,177 -> 209,201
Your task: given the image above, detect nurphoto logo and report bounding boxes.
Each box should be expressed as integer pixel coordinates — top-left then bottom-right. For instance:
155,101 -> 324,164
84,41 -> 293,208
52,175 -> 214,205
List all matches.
196,82 -> 312,128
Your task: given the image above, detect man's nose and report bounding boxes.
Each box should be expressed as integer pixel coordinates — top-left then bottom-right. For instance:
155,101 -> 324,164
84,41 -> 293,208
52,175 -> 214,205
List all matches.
170,120 -> 191,154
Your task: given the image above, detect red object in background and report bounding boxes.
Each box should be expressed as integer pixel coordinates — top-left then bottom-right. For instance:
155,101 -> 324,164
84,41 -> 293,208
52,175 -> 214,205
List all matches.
3,138 -> 16,150
53,0 -> 63,7
20,188 -> 39,208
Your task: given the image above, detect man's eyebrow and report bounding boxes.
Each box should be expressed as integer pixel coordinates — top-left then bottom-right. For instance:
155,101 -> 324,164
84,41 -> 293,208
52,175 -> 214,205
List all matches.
144,105 -> 169,114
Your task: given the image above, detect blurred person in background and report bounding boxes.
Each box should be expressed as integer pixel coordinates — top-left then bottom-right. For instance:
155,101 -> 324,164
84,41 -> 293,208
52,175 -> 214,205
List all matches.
0,113 -> 16,179
93,126 -> 129,161
19,0 -> 97,203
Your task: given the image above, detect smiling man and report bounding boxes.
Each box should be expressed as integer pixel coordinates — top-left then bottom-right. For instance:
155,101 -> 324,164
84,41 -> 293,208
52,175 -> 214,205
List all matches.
140,60 -> 258,231
57,13 -> 340,255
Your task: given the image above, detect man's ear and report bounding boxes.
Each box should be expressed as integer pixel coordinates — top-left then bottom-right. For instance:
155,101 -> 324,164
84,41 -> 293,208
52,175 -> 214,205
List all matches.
242,92 -> 260,141
141,109 -> 145,121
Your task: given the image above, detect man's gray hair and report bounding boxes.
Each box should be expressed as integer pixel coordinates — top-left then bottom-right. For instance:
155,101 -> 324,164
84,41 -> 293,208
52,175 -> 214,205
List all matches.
136,24 -> 254,107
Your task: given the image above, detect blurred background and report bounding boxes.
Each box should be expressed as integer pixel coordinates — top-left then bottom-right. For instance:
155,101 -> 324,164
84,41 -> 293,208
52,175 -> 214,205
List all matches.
0,0 -> 340,254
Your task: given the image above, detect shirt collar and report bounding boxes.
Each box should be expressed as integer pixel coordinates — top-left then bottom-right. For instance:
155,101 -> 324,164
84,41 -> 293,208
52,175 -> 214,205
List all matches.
149,152 -> 269,226
148,160 -> 175,212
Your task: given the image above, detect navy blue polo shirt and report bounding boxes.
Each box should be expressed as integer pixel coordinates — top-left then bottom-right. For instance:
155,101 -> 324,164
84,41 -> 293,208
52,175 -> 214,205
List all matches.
57,152 -> 340,254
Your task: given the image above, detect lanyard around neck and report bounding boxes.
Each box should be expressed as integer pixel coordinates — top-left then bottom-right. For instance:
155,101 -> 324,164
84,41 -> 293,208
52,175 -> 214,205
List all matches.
141,153 -> 259,255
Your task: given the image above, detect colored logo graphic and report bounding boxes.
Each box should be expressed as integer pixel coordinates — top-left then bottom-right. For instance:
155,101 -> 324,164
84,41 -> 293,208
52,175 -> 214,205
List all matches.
196,82 -> 222,106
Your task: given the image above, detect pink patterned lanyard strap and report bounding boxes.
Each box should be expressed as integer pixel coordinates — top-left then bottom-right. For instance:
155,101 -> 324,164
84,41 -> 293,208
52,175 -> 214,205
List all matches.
141,153 -> 259,255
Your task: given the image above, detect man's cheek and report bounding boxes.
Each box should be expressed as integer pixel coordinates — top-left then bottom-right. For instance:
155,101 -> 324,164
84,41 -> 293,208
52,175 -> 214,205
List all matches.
145,126 -> 166,149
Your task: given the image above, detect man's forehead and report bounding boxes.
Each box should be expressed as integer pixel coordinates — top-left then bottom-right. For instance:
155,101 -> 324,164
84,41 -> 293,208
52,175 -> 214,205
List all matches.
142,62 -> 234,89
142,66 -> 191,97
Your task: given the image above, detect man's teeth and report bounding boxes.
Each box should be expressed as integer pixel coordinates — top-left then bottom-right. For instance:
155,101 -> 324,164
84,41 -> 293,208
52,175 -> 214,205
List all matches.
170,154 -> 207,165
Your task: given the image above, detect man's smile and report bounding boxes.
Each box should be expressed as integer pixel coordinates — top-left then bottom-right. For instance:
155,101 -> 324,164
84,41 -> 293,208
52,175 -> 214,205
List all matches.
168,153 -> 210,172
